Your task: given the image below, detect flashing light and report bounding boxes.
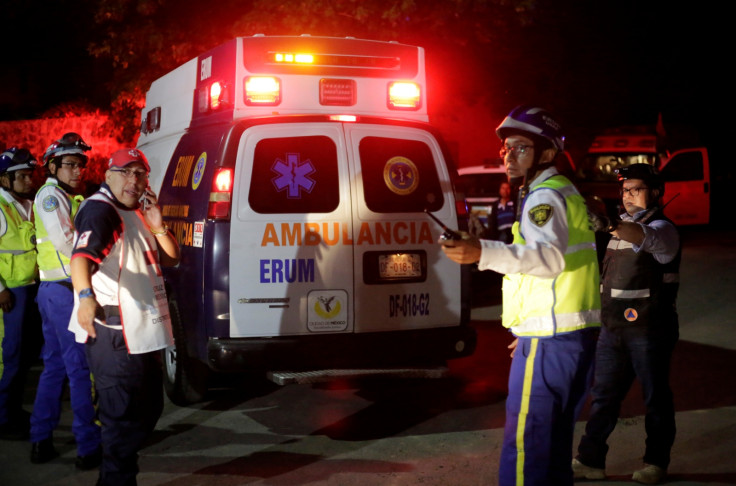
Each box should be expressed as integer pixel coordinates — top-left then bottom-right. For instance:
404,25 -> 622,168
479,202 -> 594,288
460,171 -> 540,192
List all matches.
329,115 -> 358,122
198,81 -> 231,113
244,76 -> 281,106
388,81 -> 421,110
208,168 -> 233,219
273,52 -> 314,64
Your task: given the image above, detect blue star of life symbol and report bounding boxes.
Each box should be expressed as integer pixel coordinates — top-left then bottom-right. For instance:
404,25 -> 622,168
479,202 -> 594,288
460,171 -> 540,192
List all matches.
271,153 -> 316,199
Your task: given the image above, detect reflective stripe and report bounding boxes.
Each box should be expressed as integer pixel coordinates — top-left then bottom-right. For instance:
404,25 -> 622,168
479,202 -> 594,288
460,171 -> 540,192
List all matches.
566,241 -> 596,254
40,266 -> 71,281
516,338 -> 538,484
611,288 -> 651,298
608,239 -> 634,250
0,249 -> 34,255
510,309 -> 601,337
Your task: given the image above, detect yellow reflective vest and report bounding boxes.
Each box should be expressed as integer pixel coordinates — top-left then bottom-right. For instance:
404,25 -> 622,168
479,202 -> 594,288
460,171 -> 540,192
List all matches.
34,183 -> 83,282
501,175 -> 601,337
0,194 -> 38,288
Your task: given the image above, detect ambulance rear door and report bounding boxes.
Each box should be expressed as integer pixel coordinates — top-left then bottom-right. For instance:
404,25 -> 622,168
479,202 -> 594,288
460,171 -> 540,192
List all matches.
229,122 -> 354,337
344,123 -> 462,333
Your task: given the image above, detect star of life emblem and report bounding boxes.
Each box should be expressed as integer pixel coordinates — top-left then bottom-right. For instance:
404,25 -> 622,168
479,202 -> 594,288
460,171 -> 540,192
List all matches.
271,153 -> 316,199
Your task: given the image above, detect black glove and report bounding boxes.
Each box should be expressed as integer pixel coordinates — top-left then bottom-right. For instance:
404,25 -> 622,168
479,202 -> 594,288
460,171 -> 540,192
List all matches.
585,195 -> 620,233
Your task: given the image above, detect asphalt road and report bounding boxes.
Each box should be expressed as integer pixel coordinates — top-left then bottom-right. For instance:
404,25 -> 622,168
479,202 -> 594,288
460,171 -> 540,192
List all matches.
1,227 -> 734,486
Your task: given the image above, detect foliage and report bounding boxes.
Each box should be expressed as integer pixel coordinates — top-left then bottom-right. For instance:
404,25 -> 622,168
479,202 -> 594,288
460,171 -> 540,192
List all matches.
87,0 -> 540,141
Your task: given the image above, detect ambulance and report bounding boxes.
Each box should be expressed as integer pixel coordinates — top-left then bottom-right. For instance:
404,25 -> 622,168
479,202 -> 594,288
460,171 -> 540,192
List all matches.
137,35 -> 476,405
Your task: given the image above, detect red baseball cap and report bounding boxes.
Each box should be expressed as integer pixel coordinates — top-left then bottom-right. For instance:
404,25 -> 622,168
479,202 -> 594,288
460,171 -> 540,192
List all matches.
108,148 -> 150,172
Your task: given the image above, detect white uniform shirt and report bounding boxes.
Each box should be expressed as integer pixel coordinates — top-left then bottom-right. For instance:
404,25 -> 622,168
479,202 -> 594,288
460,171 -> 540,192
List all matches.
34,177 -> 75,260
0,187 -> 35,293
477,167 -> 567,278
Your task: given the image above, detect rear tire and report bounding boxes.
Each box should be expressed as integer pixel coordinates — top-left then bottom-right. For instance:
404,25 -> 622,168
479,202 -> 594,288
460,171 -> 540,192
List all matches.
162,298 -> 209,405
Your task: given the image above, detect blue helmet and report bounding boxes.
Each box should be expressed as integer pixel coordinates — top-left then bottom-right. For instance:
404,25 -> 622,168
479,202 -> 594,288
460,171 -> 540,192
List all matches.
496,105 -> 565,152
0,147 -> 38,174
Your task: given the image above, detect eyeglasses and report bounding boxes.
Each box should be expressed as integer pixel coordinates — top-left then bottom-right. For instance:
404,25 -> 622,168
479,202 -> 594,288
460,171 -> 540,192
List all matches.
60,161 -> 86,170
620,186 -> 648,197
56,132 -> 92,151
110,168 -> 149,180
500,144 -> 533,158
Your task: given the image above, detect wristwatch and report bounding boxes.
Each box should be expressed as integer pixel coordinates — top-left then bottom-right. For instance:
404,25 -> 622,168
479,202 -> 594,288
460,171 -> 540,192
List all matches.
78,288 -> 95,299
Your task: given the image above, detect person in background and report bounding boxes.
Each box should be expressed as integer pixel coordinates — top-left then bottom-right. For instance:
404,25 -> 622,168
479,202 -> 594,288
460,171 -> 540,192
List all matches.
574,163 -> 680,485
0,147 -> 41,440
489,181 -> 515,243
439,105 -> 601,485
29,133 -> 101,469
70,148 -> 179,486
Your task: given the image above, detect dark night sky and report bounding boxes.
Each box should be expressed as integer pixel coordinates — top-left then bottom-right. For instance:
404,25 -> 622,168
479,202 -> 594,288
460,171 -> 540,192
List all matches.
1,1 -> 727,179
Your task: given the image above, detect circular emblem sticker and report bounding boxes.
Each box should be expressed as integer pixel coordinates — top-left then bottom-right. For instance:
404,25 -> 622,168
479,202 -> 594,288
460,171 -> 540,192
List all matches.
383,156 -> 419,195
42,195 -> 59,212
624,308 -> 639,322
191,152 -> 207,190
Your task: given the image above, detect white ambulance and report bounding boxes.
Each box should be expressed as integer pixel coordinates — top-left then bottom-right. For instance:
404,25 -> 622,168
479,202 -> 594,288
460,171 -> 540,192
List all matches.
137,35 -> 475,405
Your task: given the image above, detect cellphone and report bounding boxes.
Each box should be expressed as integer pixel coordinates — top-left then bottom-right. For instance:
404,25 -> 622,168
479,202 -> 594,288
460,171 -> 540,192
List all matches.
424,209 -> 462,241
140,186 -> 152,210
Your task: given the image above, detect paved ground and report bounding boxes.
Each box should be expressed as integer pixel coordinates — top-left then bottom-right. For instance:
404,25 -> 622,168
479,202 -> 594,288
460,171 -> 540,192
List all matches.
1,227 -> 734,485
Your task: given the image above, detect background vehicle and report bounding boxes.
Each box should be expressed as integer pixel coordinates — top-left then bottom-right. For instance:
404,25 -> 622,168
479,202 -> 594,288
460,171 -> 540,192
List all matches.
455,158 -> 507,232
137,35 -> 476,405
573,127 -> 710,226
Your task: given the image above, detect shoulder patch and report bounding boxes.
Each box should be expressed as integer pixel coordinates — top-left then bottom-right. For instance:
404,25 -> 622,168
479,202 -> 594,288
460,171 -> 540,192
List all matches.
42,195 -> 60,212
75,230 -> 91,249
528,204 -> 553,227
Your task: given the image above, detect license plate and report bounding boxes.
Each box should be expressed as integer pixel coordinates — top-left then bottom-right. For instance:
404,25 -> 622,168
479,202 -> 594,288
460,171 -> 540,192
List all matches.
378,253 -> 422,278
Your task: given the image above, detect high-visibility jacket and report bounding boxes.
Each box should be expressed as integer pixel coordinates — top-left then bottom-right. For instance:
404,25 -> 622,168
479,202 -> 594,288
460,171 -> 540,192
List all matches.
34,182 -> 83,281
502,175 -> 601,337
0,194 -> 38,288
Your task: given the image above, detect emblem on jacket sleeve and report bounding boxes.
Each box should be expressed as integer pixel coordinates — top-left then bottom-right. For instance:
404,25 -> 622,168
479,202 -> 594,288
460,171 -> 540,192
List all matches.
42,195 -> 60,212
528,204 -> 553,227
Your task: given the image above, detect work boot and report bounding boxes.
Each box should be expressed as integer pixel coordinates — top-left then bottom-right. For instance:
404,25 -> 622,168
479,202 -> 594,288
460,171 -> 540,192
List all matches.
76,446 -> 103,470
632,463 -> 666,484
572,457 -> 606,480
30,437 -> 59,464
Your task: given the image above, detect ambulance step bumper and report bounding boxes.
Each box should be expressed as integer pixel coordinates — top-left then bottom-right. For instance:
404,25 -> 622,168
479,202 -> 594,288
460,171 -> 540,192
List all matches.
207,325 -> 476,372
267,366 -> 449,386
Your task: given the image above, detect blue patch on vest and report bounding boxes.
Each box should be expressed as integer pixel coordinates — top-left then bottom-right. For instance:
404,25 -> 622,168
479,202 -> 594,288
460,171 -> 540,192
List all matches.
42,195 -> 59,212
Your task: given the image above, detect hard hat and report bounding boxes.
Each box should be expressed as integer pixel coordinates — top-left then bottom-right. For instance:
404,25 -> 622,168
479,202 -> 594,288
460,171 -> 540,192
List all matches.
616,163 -> 664,194
42,132 -> 91,166
496,105 -> 565,152
0,147 -> 38,174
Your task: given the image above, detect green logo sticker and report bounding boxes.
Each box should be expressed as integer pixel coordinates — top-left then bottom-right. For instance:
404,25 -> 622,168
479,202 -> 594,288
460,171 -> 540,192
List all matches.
528,204 -> 553,227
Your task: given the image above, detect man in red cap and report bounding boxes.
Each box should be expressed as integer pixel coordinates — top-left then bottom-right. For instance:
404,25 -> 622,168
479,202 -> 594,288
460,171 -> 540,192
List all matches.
69,148 -> 179,486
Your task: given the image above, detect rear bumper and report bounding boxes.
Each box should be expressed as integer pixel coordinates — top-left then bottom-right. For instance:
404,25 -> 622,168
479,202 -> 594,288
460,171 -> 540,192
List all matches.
207,325 -> 477,372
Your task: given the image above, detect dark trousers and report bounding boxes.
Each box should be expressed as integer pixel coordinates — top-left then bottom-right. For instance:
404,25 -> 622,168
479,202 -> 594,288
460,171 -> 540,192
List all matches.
577,324 -> 677,469
86,319 -> 164,486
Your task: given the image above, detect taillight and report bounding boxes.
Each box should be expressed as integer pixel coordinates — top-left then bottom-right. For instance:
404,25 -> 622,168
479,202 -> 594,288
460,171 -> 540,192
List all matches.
244,76 -> 281,106
198,81 -> 231,113
388,81 -> 421,110
208,168 -> 233,219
